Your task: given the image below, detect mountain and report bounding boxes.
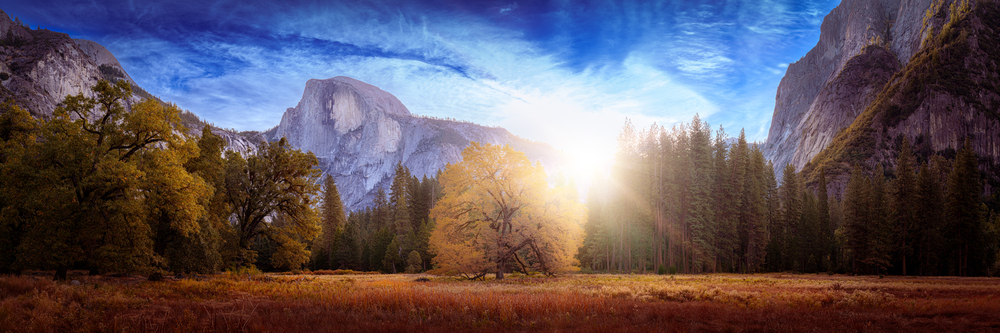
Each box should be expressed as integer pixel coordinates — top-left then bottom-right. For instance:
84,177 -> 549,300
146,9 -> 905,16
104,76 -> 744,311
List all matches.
764,0 -> 1000,192
0,9 -> 147,117
265,76 -> 563,210
0,8 -> 561,211
0,9 -> 262,154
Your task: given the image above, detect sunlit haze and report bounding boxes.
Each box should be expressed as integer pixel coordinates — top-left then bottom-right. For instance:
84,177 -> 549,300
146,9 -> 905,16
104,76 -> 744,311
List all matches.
7,0 -> 839,184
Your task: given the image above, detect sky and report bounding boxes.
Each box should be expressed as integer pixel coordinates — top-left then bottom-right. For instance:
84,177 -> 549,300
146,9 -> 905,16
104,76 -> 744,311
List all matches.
6,0 -> 839,177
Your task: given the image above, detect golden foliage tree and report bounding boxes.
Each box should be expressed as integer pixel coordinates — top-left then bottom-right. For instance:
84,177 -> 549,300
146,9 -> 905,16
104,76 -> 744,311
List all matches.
430,142 -> 584,279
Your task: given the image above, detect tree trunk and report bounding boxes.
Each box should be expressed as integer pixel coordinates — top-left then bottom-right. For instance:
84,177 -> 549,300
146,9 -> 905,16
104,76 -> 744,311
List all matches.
54,266 -> 68,281
496,260 -> 505,280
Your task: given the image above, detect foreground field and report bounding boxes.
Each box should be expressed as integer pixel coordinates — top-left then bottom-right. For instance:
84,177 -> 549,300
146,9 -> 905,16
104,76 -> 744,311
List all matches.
1,273 -> 999,332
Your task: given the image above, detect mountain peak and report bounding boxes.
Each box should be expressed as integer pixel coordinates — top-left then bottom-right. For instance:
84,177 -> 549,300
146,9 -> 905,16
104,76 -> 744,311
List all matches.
269,76 -> 558,210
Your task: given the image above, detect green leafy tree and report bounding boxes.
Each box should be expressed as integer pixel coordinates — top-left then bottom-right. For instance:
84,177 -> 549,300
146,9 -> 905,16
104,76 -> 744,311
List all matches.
0,102 -> 40,273
15,81 -> 191,279
180,126 -> 234,272
223,137 -> 321,268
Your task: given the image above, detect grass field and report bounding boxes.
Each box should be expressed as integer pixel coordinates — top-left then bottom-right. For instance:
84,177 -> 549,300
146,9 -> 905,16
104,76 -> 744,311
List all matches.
1,272 -> 999,332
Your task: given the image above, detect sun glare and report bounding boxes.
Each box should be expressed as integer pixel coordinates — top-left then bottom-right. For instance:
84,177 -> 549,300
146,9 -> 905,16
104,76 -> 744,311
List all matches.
557,143 -> 613,199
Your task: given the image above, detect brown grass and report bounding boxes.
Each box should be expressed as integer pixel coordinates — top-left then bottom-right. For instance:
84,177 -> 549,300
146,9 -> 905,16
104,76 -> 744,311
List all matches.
1,273 -> 998,332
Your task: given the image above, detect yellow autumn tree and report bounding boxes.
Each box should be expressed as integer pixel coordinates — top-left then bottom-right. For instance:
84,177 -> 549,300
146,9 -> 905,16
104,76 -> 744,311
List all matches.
430,142 -> 584,279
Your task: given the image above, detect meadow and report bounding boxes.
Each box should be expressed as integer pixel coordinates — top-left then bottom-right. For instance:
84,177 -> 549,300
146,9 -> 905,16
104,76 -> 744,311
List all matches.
1,272 -> 998,332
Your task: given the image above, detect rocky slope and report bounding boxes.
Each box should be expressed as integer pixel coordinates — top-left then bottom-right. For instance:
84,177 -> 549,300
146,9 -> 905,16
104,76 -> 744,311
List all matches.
0,9 -> 146,117
781,0 -> 1000,193
764,0 -> 937,171
266,76 -> 563,210
0,9 -> 262,155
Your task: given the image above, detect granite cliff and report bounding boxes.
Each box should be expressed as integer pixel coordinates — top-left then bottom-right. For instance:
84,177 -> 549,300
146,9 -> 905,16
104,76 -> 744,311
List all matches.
0,9 -> 261,155
764,0 -> 935,171
766,0 -> 1000,193
266,76 -> 562,210
0,9 -> 155,117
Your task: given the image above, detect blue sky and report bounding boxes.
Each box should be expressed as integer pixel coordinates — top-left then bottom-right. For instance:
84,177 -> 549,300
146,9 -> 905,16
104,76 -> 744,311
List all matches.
7,0 -> 838,164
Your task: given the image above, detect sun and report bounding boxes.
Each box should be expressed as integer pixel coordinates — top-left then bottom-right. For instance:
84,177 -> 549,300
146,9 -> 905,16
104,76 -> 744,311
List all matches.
556,142 -> 614,197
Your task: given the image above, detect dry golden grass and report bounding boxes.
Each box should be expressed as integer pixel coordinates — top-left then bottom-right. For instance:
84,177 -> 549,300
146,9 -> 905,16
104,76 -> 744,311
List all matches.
1,272 -> 999,332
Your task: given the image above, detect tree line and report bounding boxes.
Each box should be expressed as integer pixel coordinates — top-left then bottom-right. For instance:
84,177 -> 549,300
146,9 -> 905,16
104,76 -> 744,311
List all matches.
0,80 -> 565,279
0,81 -> 330,279
3,81 -> 996,279
579,116 -> 1000,276
307,162 -> 441,274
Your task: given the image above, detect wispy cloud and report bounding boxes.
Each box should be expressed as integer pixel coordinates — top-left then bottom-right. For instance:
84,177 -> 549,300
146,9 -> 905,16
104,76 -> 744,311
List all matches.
5,0 -> 839,150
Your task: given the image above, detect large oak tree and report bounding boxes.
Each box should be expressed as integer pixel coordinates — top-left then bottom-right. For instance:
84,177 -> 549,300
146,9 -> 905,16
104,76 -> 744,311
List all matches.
430,142 -> 584,279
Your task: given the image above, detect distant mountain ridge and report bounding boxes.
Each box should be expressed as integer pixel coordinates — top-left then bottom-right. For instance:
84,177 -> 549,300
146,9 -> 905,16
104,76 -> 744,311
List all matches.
265,76 -> 563,210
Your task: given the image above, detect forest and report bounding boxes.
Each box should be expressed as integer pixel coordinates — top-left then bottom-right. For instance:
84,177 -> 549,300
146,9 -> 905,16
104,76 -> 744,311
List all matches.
580,116 -> 1000,276
1,81 -> 998,279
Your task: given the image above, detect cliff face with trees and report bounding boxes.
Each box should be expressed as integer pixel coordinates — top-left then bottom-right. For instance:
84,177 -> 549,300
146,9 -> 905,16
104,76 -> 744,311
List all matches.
766,0 -> 1000,196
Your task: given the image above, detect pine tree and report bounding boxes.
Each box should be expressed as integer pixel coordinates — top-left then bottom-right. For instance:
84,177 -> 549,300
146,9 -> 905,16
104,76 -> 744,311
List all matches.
868,165 -> 892,274
777,164 -> 801,271
915,162 -> 944,275
945,139 -> 981,276
890,138 -> 918,275
712,126 -> 737,272
315,174 -> 347,269
744,145 -> 769,272
817,167 -> 832,272
687,115 -> 715,272
763,161 -> 780,271
799,190 -> 818,272
335,220 -> 361,270
843,164 -> 871,273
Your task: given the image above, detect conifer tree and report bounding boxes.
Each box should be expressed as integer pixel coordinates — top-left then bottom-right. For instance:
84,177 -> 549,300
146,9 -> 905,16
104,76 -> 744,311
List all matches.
777,164 -> 801,271
687,115 -> 715,272
744,145 -> 769,272
890,138 -> 918,275
817,167 -> 832,271
843,164 -> 871,273
335,220 -> 361,270
868,165 -> 892,274
945,139 -> 981,276
314,174 -> 346,269
915,162 -> 944,275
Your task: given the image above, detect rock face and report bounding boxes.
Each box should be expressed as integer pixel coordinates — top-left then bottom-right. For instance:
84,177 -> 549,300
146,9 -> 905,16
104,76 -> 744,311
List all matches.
0,9 -> 262,156
267,76 -> 562,210
773,0 -> 1000,193
0,9 -> 142,117
764,0 -> 935,171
